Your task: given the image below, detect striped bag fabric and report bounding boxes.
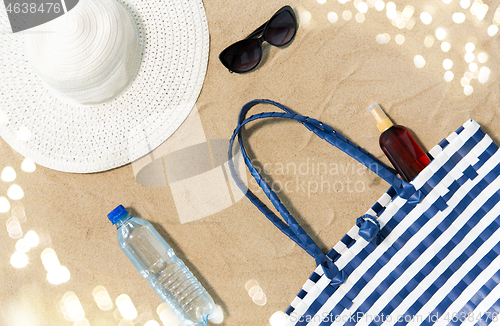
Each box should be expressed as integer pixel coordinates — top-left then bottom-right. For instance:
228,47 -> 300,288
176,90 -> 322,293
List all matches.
228,100 -> 500,326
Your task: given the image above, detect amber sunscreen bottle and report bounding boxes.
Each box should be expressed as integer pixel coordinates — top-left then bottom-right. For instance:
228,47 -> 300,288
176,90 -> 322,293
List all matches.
367,103 -> 431,182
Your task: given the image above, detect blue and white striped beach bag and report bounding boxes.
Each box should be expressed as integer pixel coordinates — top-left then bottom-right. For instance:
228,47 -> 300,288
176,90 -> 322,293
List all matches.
229,100 -> 500,326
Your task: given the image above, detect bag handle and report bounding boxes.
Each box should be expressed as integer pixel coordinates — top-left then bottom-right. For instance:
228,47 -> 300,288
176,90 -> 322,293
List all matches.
228,100 -> 422,282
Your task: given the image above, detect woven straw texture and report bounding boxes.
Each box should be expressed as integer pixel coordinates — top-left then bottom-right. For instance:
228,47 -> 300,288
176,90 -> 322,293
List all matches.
0,0 -> 209,173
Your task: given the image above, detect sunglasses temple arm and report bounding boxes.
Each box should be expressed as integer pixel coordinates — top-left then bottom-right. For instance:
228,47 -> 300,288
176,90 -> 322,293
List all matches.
246,21 -> 267,39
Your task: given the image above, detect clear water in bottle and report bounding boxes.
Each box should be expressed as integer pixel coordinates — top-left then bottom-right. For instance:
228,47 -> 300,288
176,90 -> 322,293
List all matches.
108,205 -> 217,326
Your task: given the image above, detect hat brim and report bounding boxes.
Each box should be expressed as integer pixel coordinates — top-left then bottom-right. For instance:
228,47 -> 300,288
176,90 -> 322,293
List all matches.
0,0 -> 210,173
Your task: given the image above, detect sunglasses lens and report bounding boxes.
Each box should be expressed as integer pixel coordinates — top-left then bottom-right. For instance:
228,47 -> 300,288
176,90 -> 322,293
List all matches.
222,39 -> 262,73
266,11 -> 296,46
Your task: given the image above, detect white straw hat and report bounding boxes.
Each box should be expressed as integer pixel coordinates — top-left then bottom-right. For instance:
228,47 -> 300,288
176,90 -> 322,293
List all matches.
0,0 -> 210,173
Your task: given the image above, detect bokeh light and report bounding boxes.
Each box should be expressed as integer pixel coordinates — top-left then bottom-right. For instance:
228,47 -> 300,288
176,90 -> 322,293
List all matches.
116,294 -> 138,320
10,251 -> 28,268
465,53 -> 475,63
343,10 -> 353,20
375,0 -> 385,11
494,5 -> 500,24
42,248 -> 60,271
487,25 -> 498,36
300,11 -> 312,25
424,35 -> 435,48
395,18 -> 405,29
38,232 -> 52,247
270,311 -> 287,326
7,217 -> 20,229
386,1 -> 396,15
452,12 -> 466,23
355,13 -> 365,23
7,184 -> 24,200
478,66 -> 490,83
474,4 -> 488,20
7,216 -> 22,239
248,285 -> 262,298
464,85 -> 473,96
386,8 -> 396,20
479,66 -> 491,75
11,203 -> 26,222
460,0 -> 471,9
138,311 -> 155,326
328,12 -> 339,23
376,34 -> 385,44
478,52 -> 488,63
444,71 -> 455,82
209,305 -> 224,324
376,33 -> 391,44
469,62 -> 478,72
247,284 -> 267,305
24,230 -> 40,248
73,318 -> 90,326
357,1 -> 368,13
0,196 -> 11,213
420,12 -> 432,25
402,6 -> 414,19
405,18 -> 416,29
478,74 -> 489,84
47,266 -> 71,285
245,280 -> 259,291
414,55 -> 426,68
443,59 -> 453,70
93,286 -> 114,311
1,166 -> 16,182
21,158 -> 36,173
465,42 -> 476,53
143,321 -> 160,326
471,1 -> 481,15
441,42 -> 451,52
15,238 -> 30,253
435,28 -> 447,40
252,291 -> 267,306
118,320 -> 134,326
61,292 -> 85,322
157,303 -> 181,325
395,34 -> 405,44
41,247 -> 71,283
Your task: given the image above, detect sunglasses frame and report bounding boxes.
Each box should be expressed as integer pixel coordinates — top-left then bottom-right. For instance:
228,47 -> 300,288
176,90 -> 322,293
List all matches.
219,5 -> 298,73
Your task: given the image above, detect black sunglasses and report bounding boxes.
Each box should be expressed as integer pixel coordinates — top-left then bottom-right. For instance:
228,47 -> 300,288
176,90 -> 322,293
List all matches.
219,6 -> 298,73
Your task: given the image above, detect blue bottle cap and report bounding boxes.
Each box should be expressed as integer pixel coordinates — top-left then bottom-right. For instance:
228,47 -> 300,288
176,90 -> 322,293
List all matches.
108,205 -> 129,225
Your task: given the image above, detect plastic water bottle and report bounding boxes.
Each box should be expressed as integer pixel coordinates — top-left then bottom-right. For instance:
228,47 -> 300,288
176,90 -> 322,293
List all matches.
108,205 -> 218,326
